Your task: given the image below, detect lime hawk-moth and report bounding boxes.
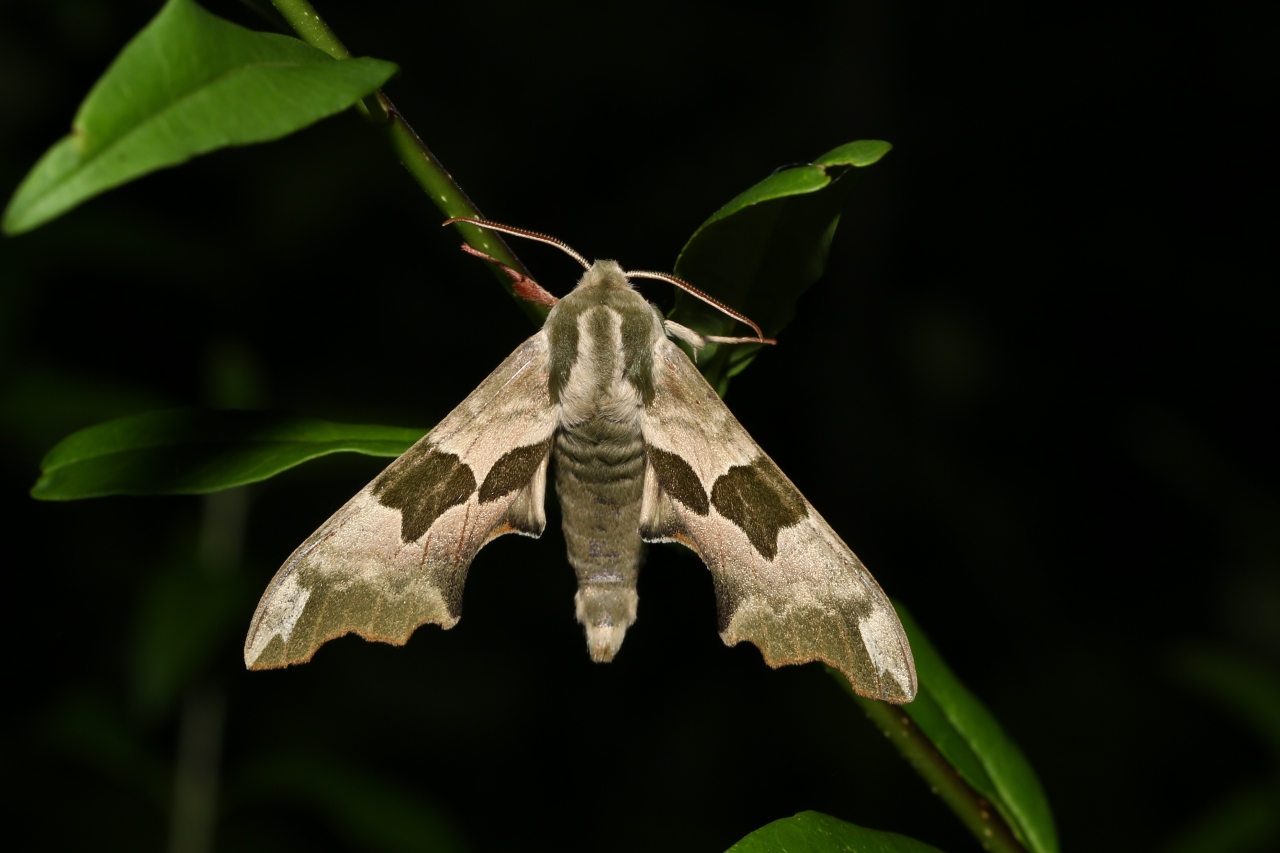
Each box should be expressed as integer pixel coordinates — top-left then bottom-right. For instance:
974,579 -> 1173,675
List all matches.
244,220 -> 917,703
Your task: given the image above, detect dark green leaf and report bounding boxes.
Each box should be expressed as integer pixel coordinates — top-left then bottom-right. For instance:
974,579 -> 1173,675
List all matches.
670,140 -> 891,394
726,811 -> 945,853
3,0 -> 397,235
43,691 -> 170,808
1162,647 -> 1280,851
1160,780 -> 1280,853
1170,645 -> 1280,759
32,409 -> 426,500
894,607 -> 1059,853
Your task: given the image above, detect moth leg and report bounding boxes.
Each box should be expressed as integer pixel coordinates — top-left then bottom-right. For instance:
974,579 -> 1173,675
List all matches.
662,320 -> 778,363
458,243 -> 559,306
663,319 -> 707,351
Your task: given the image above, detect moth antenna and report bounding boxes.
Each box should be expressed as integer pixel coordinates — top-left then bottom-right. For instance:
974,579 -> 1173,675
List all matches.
626,270 -> 776,344
458,243 -> 559,306
443,217 -> 591,271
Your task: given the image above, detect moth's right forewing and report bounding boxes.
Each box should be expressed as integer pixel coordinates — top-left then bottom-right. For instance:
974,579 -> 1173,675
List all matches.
244,333 -> 558,670
640,338 -> 917,703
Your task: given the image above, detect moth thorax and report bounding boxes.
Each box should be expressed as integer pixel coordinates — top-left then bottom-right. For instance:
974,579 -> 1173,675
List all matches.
574,583 -> 639,662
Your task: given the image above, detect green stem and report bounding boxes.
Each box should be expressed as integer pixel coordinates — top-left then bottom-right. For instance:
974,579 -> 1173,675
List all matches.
855,695 -> 1029,853
267,0 -> 545,323
267,0 -> 351,61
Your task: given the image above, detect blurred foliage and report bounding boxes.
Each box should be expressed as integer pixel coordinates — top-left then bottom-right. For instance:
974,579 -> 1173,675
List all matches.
1157,648 -> 1280,853
236,752 -> 470,853
131,490 -> 255,715
727,811 -> 945,853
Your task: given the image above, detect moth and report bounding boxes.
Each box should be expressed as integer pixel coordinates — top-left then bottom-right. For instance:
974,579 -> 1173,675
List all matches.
244,219 -> 917,703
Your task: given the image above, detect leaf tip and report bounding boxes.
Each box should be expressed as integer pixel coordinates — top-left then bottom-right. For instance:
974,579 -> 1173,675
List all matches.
2,189 -> 36,236
816,139 -> 893,168
29,478 -> 61,501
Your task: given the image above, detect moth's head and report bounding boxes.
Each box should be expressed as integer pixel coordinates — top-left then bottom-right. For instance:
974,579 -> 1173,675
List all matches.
576,259 -> 632,292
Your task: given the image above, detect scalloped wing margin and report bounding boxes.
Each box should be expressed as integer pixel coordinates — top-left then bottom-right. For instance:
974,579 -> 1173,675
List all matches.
244,333 -> 558,669
638,337 -> 916,702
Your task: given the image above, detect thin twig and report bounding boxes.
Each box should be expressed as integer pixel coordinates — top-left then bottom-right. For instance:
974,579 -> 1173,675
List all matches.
267,0 -> 546,323
855,695 -> 1030,853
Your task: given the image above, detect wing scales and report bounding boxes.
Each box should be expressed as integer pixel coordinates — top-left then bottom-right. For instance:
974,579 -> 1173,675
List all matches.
639,337 -> 917,702
244,332 -> 558,669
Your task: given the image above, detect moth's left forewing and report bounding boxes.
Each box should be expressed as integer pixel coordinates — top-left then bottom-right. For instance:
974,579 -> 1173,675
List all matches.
640,338 -> 917,703
244,333 -> 558,670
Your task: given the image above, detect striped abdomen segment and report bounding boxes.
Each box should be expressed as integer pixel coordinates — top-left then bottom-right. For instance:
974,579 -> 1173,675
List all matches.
554,421 -> 647,661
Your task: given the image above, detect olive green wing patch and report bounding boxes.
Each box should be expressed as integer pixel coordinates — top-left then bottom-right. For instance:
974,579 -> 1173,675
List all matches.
244,333 -> 558,670
639,337 -> 917,703
709,458 -> 807,559
373,444 -> 478,542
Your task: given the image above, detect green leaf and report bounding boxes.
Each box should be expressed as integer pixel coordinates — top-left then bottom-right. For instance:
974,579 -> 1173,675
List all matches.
727,811 -> 945,853
32,409 -> 426,500
3,0 -> 397,235
814,139 -> 894,168
895,607 -> 1059,853
670,140 -> 890,394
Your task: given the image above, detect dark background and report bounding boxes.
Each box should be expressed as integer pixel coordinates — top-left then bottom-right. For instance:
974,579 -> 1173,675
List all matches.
1,1 -> 1275,851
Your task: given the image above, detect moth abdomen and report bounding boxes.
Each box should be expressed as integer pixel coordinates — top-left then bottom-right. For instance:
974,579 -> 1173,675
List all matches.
573,580 -> 639,663
554,427 -> 647,662
555,428 -> 646,477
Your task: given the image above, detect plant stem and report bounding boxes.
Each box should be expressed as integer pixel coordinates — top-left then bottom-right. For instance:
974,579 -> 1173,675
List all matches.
167,686 -> 226,853
266,0 -> 352,63
856,695 -> 1030,853
167,488 -> 246,853
267,0 -> 546,323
